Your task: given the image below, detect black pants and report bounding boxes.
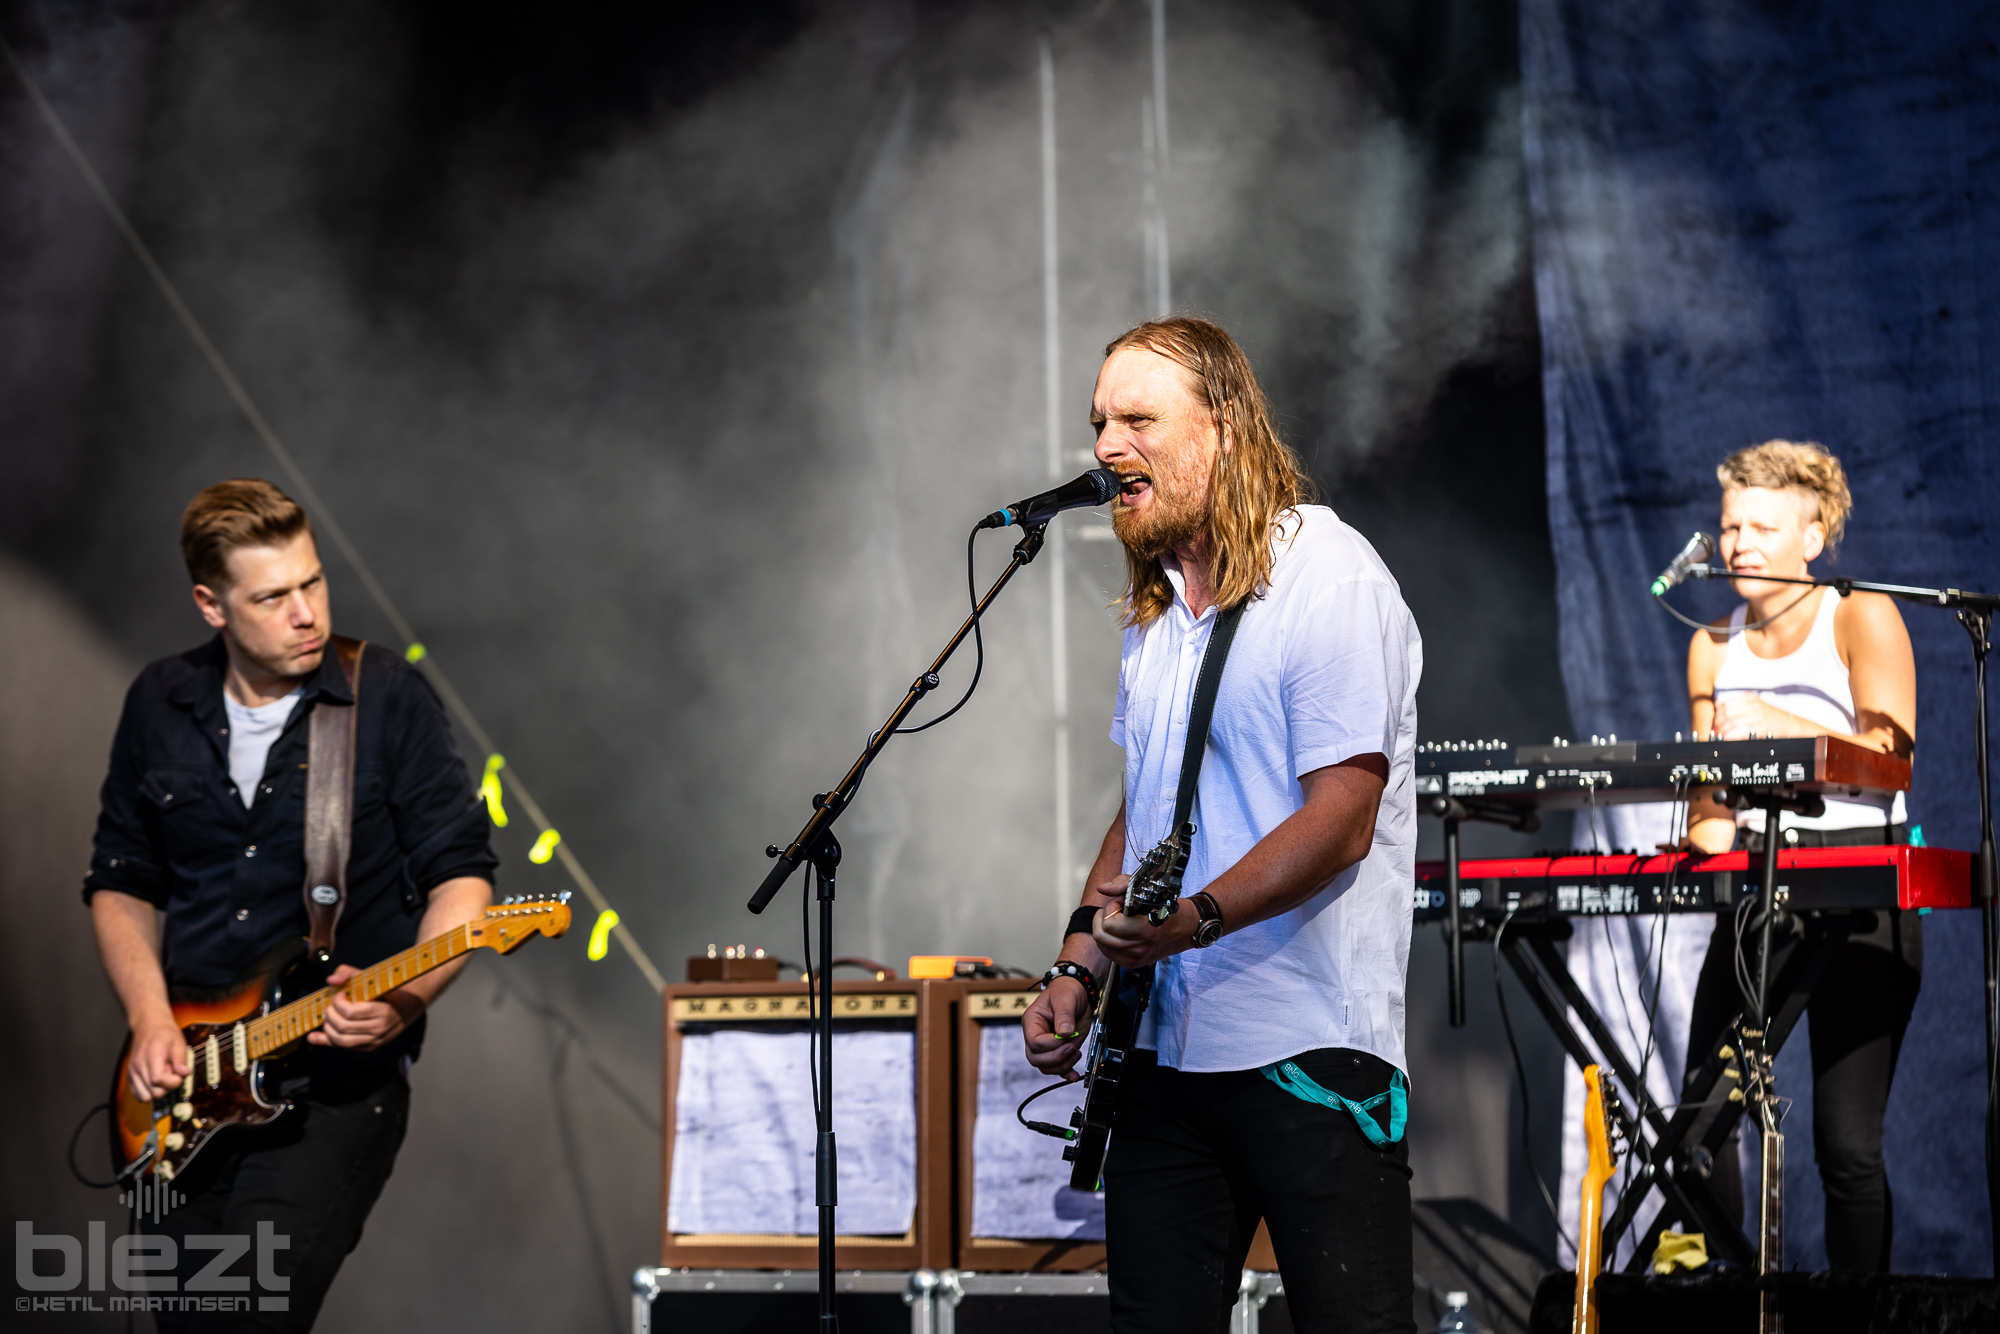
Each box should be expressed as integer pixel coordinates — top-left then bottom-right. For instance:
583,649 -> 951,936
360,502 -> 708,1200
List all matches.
1682,826 -> 1922,1272
1104,1047 -> 1415,1334
149,1064 -> 410,1332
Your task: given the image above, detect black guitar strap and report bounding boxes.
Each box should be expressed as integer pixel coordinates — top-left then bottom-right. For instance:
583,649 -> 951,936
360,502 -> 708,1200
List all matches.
1172,601 -> 1246,835
1113,598 -> 1247,1011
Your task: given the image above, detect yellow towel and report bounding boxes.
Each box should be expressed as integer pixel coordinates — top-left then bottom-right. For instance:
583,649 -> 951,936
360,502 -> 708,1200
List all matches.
1652,1231 -> 1708,1274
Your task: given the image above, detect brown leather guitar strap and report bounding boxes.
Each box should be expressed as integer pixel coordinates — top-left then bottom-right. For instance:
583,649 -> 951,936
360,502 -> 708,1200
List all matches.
302,635 -> 365,962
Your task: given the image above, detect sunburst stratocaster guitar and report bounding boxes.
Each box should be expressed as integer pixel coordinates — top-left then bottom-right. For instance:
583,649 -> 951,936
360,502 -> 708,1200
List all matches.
1063,822 -> 1194,1191
111,893 -> 571,1184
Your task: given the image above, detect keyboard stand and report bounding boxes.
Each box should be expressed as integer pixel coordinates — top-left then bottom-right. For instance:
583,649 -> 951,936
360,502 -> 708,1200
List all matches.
1490,910 -> 1865,1269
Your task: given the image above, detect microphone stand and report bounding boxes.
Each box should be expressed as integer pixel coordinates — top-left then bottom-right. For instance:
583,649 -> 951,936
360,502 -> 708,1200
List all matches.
1691,564 -> 2000,1270
748,520 -> 1051,1331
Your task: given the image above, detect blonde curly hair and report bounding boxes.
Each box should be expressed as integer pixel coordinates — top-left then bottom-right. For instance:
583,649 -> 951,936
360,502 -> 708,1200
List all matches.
1717,440 -> 1852,548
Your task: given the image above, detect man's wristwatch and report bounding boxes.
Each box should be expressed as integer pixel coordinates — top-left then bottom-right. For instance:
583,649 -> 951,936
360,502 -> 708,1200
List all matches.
1190,891 -> 1225,948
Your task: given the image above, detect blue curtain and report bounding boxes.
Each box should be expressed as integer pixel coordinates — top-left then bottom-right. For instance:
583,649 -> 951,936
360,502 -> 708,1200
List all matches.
1523,0 -> 2000,1275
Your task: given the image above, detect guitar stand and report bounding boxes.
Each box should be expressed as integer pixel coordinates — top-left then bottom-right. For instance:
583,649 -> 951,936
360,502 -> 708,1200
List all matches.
1493,908 -> 1861,1270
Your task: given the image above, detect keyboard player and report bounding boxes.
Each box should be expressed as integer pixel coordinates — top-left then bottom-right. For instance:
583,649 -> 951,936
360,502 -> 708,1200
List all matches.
1680,439 -> 1917,1272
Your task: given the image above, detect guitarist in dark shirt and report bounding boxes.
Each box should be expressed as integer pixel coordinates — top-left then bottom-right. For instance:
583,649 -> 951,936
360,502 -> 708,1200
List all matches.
1022,321 -> 1422,1334
85,479 -> 496,1330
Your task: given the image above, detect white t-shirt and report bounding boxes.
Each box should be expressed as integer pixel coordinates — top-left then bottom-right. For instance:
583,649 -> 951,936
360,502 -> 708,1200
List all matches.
1112,505 -> 1422,1075
223,687 -> 303,808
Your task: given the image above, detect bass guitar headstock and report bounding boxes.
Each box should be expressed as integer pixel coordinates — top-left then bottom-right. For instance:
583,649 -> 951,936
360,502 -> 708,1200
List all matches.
469,892 -> 574,954
1125,821 -> 1195,926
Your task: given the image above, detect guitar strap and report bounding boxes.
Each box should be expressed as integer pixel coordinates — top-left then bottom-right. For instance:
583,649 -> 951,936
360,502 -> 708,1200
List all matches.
1115,599 -> 1247,1040
302,635 -> 365,962
1172,601 -> 1246,835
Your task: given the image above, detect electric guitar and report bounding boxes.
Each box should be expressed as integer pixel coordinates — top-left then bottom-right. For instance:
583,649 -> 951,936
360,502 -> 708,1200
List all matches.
111,893 -> 571,1184
1573,1063 -> 1625,1334
1063,822 -> 1194,1191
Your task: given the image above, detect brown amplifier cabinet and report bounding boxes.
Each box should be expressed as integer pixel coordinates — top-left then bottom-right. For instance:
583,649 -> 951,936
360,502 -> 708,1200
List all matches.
953,979 -> 1277,1273
659,978 -> 953,1271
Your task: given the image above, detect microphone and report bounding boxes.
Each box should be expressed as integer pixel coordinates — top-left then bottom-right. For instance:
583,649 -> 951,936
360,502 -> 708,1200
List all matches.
977,468 -> 1121,530
1649,532 -> 1715,596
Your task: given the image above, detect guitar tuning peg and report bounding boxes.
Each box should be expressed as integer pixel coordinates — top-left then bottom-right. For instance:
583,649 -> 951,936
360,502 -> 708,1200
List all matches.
558,891 -> 572,904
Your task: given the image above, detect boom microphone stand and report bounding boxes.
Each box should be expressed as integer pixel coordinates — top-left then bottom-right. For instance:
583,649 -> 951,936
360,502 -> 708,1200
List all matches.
748,521 -> 1051,1331
1689,564 -> 2000,1271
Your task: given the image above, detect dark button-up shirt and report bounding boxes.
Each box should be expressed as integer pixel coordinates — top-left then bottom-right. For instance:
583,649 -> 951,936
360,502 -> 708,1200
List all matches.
84,636 -> 498,1067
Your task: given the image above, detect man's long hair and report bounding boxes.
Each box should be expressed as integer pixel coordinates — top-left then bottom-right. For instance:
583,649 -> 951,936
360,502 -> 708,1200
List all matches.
1106,318 -> 1313,628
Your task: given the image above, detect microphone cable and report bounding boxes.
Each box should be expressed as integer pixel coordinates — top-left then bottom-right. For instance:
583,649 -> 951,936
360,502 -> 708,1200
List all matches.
1652,584 -> 1818,634
894,524 -> 989,735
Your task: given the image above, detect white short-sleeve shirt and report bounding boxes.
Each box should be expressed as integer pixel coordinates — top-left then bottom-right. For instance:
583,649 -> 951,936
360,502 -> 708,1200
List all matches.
1111,505 -> 1422,1075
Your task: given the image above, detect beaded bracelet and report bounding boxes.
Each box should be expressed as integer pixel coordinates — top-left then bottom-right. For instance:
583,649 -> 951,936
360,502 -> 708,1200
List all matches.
1038,960 -> 1100,1014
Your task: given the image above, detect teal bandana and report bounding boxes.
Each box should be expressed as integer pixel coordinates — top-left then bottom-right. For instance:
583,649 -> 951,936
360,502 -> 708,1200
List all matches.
1259,1060 -> 1407,1147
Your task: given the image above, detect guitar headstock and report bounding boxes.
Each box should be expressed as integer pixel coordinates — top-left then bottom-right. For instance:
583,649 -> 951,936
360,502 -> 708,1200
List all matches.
470,892 -> 574,954
1125,822 -> 1196,925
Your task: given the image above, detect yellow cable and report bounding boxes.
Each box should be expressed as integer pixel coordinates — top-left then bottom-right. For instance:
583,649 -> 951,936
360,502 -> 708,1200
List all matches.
587,909 -> 620,962
479,754 -> 509,827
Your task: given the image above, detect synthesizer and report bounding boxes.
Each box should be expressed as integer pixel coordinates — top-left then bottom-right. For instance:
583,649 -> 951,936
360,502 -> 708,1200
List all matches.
1414,735 -> 1910,811
1411,844 -> 1972,923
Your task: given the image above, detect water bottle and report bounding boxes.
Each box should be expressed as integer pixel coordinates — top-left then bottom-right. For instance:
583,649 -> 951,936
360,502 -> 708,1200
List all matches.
1436,1290 -> 1482,1333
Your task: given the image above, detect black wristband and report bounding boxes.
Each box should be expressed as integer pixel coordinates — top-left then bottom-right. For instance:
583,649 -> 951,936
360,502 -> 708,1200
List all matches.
1065,905 -> 1101,939
1039,961 -> 1100,1014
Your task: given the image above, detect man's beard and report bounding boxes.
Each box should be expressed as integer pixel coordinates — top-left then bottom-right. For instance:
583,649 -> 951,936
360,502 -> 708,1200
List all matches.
1112,465 -> 1211,562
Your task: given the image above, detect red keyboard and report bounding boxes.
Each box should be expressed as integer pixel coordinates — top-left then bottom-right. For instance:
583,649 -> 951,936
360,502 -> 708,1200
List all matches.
1412,844 -> 1974,921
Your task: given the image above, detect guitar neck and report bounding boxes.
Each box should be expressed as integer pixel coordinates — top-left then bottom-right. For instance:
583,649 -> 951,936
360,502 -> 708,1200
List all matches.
245,923 -> 475,1059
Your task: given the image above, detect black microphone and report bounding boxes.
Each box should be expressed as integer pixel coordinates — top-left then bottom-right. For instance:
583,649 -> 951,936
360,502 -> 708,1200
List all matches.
1649,532 -> 1715,596
977,468 -> 1121,530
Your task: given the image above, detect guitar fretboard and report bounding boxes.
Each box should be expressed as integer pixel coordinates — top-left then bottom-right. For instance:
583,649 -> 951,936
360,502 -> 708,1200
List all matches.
246,923 -> 474,1058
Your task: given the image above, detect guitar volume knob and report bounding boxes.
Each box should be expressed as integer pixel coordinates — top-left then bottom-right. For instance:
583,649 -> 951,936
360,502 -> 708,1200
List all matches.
164,1131 -> 185,1151
172,1102 -> 193,1120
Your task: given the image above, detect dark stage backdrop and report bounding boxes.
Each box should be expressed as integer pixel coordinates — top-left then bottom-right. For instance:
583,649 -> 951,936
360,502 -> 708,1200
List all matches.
1523,0 -> 2000,1275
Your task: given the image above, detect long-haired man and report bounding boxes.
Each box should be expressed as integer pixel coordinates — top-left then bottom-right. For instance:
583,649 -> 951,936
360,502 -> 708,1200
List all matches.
1022,319 -> 1423,1334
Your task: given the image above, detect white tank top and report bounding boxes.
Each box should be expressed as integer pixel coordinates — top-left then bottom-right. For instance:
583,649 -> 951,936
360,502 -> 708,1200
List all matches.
1713,586 -> 1905,831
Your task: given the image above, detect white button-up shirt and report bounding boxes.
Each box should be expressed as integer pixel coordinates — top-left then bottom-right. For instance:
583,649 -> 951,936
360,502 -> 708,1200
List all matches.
1113,505 -> 1422,1074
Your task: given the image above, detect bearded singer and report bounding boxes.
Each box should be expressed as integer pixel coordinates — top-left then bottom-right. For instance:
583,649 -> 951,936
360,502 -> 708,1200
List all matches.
1021,318 -> 1423,1334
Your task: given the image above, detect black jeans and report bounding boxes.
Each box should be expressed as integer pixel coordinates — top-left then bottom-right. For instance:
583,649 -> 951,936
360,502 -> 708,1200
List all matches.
1104,1047 -> 1414,1334
1682,825 -> 1921,1272
148,1064 -> 410,1332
